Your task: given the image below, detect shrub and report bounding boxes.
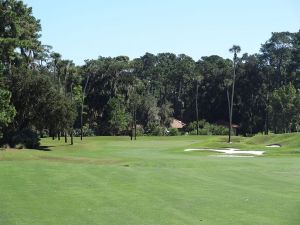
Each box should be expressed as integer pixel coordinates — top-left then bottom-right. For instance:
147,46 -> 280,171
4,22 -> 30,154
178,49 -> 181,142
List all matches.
150,126 -> 165,136
128,125 -> 145,137
168,128 -> 180,136
209,124 -> 228,135
187,120 -> 228,135
186,120 -> 208,132
1,144 -> 10,149
15,144 -> 26,149
39,129 -> 49,138
73,126 -> 95,137
135,125 -> 144,136
145,123 -> 165,136
10,129 -> 40,149
200,127 -> 211,135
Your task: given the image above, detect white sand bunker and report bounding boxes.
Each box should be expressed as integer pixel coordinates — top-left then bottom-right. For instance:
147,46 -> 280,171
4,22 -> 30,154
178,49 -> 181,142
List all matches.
184,148 -> 264,156
265,144 -> 281,148
212,155 -> 255,158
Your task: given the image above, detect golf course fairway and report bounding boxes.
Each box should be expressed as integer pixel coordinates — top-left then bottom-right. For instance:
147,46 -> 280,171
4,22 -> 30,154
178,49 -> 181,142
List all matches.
0,135 -> 299,225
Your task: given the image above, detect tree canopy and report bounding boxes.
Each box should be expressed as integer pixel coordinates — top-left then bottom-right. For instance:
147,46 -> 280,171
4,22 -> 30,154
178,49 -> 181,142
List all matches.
0,0 -> 300,148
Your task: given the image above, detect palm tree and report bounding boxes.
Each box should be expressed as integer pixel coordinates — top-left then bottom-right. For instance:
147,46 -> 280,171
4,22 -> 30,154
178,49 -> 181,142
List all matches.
228,45 -> 241,143
50,52 -> 63,92
194,74 -> 202,135
80,73 -> 90,140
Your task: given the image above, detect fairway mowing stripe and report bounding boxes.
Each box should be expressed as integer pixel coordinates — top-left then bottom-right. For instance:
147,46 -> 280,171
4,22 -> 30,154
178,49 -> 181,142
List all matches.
37,156 -> 124,165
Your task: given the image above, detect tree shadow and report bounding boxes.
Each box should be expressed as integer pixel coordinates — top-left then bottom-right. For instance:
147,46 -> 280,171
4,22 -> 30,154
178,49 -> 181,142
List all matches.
35,145 -> 53,151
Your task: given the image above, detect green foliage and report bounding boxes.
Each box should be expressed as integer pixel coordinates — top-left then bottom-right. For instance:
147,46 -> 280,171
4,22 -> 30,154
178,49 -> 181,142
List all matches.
208,124 -> 228,135
261,32 -> 294,88
1,0 -> 300,139
168,128 -> 180,136
186,120 -> 208,131
74,125 -> 95,137
15,143 -> 25,149
141,95 -> 161,127
136,126 -> 145,136
6,71 -> 76,133
0,0 -> 42,69
0,88 -> 15,127
145,123 -> 165,136
269,83 -> 300,133
107,97 -> 130,135
48,93 -> 77,133
78,31 -> 300,136
9,128 -> 40,149
187,120 -> 228,135
159,101 -> 174,127
72,85 -> 83,106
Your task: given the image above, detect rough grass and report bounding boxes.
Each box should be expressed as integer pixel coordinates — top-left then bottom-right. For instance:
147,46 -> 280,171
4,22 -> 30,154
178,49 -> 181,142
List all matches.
0,134 -> 299,225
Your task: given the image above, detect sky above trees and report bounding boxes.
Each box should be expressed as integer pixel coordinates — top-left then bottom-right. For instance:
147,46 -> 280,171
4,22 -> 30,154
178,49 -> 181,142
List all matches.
23,0 -> 300,65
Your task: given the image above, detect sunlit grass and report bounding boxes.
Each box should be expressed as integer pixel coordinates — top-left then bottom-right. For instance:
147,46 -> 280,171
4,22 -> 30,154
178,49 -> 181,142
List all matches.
0,134 -> 299,225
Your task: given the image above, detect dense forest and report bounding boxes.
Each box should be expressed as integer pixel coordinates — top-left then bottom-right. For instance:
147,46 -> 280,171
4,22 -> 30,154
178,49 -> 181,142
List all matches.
1,0 -> 300,148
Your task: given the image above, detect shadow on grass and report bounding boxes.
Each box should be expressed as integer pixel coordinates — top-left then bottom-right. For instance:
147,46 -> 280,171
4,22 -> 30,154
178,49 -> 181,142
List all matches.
36,146 -> 53,151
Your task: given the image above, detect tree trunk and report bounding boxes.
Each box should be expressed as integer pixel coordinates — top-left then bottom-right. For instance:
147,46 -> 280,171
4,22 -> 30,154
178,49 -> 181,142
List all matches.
70,129 -> 73,145
228,59 -> 236,143
40,130 -> 44,138
64,131 -> 67,143
134,107 -> 137,140
264,89 -> 269,135
131,110 -> 134,141
196,81 -> 199,135
227,89 -> 232,143
70,82 -> 74,145
264,110 -> 269,135
80,126 -> 83,140
80,100 -> 84,140
80,74 -> 90,141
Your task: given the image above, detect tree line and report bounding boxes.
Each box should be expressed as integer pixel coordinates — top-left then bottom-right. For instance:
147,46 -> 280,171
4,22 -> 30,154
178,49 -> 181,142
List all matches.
0,0 -> 300,148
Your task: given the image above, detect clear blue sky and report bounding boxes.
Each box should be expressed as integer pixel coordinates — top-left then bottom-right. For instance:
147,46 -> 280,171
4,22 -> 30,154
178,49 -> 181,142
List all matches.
23,0 -> 300,65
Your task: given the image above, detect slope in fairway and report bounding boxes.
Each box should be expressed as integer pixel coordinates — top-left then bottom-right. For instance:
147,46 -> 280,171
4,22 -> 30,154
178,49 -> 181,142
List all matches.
0,136 -> 299,225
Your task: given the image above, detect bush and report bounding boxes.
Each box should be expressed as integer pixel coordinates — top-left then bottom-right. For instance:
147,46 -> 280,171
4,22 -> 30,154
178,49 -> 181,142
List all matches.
128,125 -> 145,137
145,123 -> 165,136
200,128 -> 211,135
168,128 -> 180,136
209,124 -> 228,135
1,144 -> 10,149
186,120 -> 208,132
73,126 -> 95,137
10,129 -> 40,149
187,120 -> 228,135
15,144 -> 25,149
39,129 -> 49,138
135,125 -> 144,136
150,126 -> 165,136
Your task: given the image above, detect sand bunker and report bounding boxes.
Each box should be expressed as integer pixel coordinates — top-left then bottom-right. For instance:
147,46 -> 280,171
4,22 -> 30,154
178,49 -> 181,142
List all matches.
184,148 -> 264,156
265,144 -> 281,148
212,155 -> 255,158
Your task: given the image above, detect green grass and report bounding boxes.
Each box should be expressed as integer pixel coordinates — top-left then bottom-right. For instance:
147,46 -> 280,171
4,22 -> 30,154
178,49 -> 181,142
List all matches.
0,134 -> 300,225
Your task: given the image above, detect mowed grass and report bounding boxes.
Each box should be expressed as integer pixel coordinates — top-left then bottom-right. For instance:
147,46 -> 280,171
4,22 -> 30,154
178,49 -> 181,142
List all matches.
0,135 -> 300,225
